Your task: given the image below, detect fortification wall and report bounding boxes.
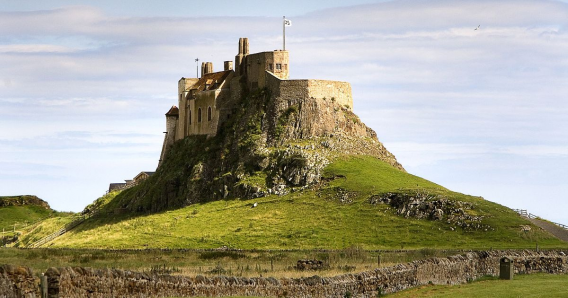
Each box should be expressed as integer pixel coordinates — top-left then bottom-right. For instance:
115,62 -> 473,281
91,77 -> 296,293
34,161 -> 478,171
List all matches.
265,73 -> 371,141
307,80 -> 353,109
39,250 -> 567,298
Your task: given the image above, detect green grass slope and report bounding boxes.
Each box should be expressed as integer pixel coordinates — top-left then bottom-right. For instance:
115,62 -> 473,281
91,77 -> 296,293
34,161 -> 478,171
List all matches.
0,196 -> 56,237
40,156 -> 566,250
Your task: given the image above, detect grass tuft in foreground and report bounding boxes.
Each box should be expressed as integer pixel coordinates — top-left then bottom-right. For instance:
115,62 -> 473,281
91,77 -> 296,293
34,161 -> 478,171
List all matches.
388,273 -> 568,298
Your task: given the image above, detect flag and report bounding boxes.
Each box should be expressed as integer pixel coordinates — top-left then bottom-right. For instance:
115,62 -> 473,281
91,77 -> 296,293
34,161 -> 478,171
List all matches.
284,19 -> 292,26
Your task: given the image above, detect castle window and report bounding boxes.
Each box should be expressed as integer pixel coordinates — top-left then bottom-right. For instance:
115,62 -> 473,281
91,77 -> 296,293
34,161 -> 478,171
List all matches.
276,63 -> 282,70
189,110 -> 192,125
198,108 -> 202,123
207,106 -> 212,121
269,64 -> 273,71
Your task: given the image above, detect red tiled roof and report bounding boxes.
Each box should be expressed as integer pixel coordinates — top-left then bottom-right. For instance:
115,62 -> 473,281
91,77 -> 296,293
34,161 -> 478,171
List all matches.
165,106 -> 179,116
191,70 -> 232,92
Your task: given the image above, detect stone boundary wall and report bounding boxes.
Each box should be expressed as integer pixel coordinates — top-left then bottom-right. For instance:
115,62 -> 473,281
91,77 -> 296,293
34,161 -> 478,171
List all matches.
0,264 -> 38,298
38,250 -> 567,298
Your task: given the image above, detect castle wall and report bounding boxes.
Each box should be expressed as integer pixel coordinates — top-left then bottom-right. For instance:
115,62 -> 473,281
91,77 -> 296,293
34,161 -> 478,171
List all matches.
246,51 -> 289,90
265,72 -> 361,140
176,78 -> 199,141
307,80 -> 352,109
189,90 -> 219,137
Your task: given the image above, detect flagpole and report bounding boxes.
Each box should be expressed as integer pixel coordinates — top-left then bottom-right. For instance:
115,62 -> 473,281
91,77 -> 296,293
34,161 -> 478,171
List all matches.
283,16 -> 286,51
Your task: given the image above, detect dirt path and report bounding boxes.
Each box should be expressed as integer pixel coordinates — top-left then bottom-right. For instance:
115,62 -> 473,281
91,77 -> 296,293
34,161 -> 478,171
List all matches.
527,217 -> 568,242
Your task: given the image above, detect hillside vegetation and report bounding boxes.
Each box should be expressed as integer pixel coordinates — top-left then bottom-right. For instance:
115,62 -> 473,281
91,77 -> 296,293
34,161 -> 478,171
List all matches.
0,196 -> 53,232
32,156 -> 565,249
17,86 -> 567,250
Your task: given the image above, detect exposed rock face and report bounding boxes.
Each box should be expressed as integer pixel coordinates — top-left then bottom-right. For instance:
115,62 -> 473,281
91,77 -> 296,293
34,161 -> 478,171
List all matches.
371,191 -> 493,231
111,86 -> 404,213
0,195 -> 50,209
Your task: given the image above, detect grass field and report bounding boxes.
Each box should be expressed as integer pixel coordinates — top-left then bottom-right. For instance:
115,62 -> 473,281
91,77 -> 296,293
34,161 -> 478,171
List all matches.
388,273 -> 568,297
0,247 -> 457,278
17,156 -> 566,250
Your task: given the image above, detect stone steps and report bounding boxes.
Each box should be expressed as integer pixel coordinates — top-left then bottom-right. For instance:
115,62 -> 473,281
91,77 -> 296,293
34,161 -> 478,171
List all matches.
526,217 -> 568,242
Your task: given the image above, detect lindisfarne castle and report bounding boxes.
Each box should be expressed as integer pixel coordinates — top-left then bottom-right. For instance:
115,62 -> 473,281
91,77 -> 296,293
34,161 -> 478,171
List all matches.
109,37 -> 402,193
158,37 -> 354,166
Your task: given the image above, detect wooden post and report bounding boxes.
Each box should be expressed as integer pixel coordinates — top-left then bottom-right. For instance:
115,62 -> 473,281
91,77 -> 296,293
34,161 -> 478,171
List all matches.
40,274 -> 48,298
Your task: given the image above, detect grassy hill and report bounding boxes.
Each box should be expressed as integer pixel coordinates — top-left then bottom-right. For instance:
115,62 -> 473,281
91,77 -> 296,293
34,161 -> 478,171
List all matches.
0,196 -> 54,233
14,88 -> 567,250
30,156 -> 565,250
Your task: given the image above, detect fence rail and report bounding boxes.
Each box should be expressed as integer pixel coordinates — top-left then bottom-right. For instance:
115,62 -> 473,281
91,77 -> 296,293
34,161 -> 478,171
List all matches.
513,209 -> 568,230
25,210 -> 99,248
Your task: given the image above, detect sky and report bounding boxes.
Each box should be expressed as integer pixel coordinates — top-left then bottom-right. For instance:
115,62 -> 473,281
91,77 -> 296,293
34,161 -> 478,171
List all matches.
1,0 -> 567,225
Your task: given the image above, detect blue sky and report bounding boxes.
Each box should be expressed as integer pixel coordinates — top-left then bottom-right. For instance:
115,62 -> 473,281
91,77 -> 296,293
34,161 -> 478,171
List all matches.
1,0 -> 567,225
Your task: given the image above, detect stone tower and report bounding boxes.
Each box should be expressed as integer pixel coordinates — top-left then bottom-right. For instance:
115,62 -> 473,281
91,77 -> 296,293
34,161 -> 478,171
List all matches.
235,37 -> 249,75
159,106 -> 179,167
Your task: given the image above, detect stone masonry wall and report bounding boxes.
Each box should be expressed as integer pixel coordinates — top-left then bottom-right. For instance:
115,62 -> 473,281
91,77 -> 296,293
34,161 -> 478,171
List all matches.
40,250 -> 566,298
0,264 -> 38,298
307,80 -> 353,110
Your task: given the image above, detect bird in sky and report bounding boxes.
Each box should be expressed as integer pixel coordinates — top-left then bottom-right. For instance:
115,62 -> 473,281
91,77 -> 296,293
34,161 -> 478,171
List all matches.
475,25 -> 480,30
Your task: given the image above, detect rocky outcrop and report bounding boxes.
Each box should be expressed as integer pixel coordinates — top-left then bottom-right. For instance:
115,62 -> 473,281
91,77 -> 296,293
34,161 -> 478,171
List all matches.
0,195 -> 50,209
370,191 -> 493,231
109,85 -> 405,213
296,259 -> 328,271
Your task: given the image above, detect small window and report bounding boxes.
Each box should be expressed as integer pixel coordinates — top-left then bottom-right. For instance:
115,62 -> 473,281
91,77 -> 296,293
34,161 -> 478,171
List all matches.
283,64 -> 288,70
269,64 -> 273,71
188,110 -> 192,125
207,106 -> 212,121
198,108 -> 202,123
276,63 -> 282,70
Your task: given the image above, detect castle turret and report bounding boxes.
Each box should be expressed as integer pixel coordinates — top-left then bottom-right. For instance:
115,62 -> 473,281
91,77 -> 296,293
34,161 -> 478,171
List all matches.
158,106 -> 179,168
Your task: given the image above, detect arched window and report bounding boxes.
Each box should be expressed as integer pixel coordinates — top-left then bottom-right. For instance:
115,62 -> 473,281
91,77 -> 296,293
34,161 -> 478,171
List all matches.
207,106 -> 212,121
198,108 -> 202,123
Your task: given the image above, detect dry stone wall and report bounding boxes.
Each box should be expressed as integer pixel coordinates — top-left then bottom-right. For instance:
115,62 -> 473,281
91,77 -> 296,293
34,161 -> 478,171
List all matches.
36,250 -> 567,298
0,264 -> 38,298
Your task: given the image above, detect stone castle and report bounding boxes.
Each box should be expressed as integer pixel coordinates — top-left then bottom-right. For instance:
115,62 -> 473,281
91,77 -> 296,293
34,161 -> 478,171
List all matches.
158,38 -> 354,166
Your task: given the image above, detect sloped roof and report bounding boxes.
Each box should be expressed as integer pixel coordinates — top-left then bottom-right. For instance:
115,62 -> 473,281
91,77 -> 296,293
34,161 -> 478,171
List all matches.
190,70 -> 232,92
165,106 -> 179,117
